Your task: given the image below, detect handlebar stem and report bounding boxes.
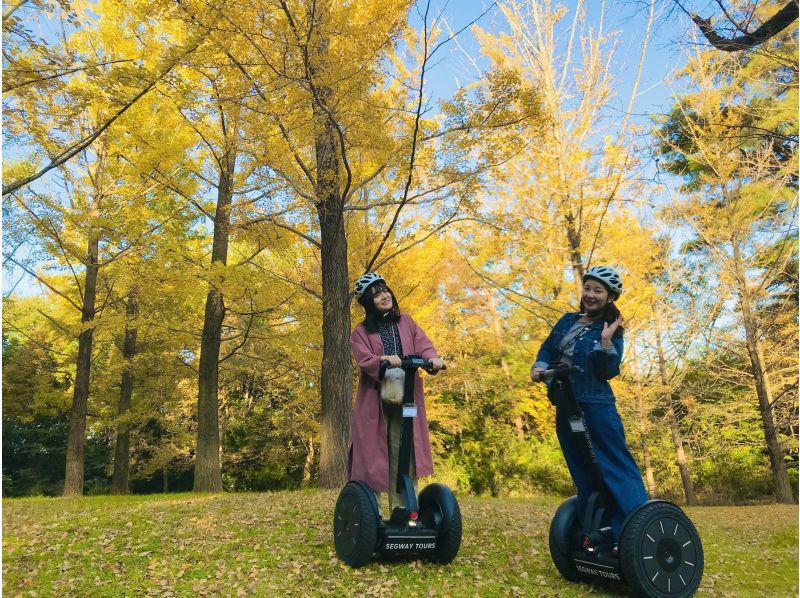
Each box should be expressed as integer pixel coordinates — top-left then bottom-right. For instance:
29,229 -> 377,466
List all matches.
541,365 -> 583,381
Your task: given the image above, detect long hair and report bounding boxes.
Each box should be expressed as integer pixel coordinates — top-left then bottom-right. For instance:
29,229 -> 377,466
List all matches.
579,295 -> 624,337
358,282 -> 401,333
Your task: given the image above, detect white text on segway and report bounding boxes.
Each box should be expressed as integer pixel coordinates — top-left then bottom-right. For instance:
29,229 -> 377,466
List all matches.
575,564 -> 621,580
385,541 -> 437,550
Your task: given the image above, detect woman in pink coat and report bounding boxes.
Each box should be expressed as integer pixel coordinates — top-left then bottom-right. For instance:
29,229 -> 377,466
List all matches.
349,273 -> 444,511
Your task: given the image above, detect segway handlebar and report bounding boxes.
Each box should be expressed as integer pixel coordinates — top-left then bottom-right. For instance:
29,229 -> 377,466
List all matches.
541,365 -> 582,381
380,355 -> 446,373
401,355 -> 446,372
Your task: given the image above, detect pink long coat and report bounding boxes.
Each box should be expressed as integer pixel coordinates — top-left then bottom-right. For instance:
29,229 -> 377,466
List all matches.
348,314 -> 439,492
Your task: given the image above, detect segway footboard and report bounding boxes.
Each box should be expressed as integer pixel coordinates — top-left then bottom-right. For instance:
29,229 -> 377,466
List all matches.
549,496 -> 624,584
377,527 -> 439,556
367,484 -> 461,564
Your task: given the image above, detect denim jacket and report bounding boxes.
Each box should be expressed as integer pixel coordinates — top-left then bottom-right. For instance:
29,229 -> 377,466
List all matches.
533,312 -> 624,404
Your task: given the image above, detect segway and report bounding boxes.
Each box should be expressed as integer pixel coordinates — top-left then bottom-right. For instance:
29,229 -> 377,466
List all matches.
544,366 -> 703,597
333,355 -> 461,567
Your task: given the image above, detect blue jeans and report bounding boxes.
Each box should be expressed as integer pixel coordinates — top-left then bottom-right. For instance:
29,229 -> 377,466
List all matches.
556,402 -> 649,539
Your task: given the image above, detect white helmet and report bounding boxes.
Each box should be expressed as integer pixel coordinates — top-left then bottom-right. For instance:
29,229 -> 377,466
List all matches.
353,272 -> 385,298
583,266 -> 623,296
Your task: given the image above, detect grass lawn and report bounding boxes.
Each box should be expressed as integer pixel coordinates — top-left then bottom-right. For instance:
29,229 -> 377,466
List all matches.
3,490 -> 797,596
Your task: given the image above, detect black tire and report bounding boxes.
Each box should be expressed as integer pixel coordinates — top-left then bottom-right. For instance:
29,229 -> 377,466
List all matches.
548,496 -> 582,582
432,499 -> 462,564
418,484 -> 462,564
333,482 -> 379,567
619,501 -> 703,598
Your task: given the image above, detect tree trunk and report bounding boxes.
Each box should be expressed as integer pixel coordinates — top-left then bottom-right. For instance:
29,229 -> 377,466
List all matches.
194,149 -> 237,492
732,239 -> 795,503
655,334 -> 696,505
302,435 -> 315,487
316,190 -> 352,488
311,51 -> 352,487
111,290 -> 139,494
63,230 -> 100,496
638,392 -> 656,498
630,334 -> 655,497
487,293 -> 524,437
564,210 -> 584,298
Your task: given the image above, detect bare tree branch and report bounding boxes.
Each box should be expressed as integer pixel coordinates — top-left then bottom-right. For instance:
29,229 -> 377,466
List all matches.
363,0 -> 432,273
690,0 -> 798,52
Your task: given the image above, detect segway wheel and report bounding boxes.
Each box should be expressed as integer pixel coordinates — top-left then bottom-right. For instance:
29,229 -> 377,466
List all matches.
619,501 -> 703,598
419,484 -> 462,564
432,499 -> 462,564
333,482 -> 379,567
548,496 -> 582,582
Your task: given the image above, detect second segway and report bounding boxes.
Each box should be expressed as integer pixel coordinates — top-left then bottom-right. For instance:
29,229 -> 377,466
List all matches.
544,365 -> 704,597
333,355 -> 461,567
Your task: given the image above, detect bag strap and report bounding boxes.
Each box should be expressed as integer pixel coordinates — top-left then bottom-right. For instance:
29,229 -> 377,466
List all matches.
555,323 -> 592,362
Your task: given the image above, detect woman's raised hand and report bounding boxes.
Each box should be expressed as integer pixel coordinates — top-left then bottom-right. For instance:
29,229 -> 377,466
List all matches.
601,316 -> 623,347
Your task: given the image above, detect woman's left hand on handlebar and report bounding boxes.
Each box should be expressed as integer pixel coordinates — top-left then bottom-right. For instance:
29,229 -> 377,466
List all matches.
428,357 -> 445,372
381,354 -> 402,368
530,367 -> 546,382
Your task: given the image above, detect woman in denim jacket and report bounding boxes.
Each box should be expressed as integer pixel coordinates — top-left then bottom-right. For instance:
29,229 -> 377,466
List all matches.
530,266 -> 648,540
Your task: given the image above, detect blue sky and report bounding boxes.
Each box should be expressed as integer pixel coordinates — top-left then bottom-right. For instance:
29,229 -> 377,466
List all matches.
416,0 -> 698,124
